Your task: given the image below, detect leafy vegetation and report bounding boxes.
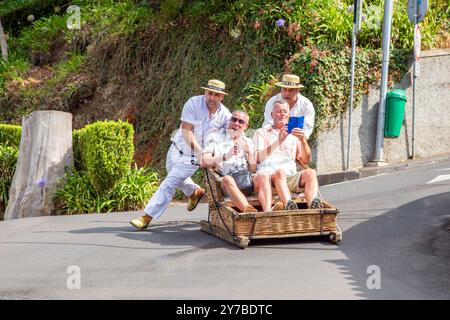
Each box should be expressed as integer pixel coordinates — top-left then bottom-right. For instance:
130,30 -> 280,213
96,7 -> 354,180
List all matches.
54,119 -> 160,215
195,0 -> 449,51
0,41 -> 29,94
0,145 -> 18,219
74,0 -> 155,38
0,0 -> 71,32
0,0 -> 448,212
55,166 -> 159,214
0,124 -> 21,219
77,120 -> 134,195
240,46 -> 411,141
57,119 -> 160,214
0,124 -> 22,147
18,14 -> 67,55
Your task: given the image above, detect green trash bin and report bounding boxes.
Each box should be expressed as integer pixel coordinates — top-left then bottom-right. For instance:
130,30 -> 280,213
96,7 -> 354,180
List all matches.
384,89 -> 407,138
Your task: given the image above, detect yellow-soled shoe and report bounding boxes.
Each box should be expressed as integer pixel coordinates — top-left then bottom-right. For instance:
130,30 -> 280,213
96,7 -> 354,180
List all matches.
130,215 -> 152,230
187,188 -> 205,212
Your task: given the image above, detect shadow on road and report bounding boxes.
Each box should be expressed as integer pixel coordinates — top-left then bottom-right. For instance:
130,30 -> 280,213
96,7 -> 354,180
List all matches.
326,191 -> 450,299
68,192 -> 449,299
69,220 -> 241,250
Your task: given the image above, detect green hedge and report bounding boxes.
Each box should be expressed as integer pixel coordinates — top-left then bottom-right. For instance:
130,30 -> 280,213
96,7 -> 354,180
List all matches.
0,145 -> 19,220
77,120 -> 134,195
0,124 -> 21,219
0,119 -> 150,216
59,120 -> 159,214
72,127 -> 84,171
0,124 -> 22,147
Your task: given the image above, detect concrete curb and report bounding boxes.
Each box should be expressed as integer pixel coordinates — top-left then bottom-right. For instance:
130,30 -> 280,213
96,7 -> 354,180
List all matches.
317,153 -> 450,186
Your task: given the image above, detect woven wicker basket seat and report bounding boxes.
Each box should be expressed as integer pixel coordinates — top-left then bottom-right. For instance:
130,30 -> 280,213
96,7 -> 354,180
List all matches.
200,168 -> 342,248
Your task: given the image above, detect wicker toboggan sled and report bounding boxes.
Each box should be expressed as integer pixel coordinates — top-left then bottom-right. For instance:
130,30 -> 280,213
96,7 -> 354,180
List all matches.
200,169 -> 342,248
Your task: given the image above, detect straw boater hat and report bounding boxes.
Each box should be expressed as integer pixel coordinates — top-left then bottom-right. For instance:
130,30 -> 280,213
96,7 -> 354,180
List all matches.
276,74 -> 304,89
201,79 -> 228,95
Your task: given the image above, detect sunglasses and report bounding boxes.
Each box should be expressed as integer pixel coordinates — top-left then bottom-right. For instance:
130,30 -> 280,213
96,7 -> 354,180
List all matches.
230,117 -> 246,125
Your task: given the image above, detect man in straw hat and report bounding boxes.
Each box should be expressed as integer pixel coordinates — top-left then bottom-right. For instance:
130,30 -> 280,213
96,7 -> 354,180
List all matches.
130,79 -> 231,230
262,74 -> 315,139
255,99 -> 322,209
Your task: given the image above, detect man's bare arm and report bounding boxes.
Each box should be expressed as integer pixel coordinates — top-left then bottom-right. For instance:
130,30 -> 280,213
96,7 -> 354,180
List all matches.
181,121 -> 203,160
255,129 -> 288,163
201,152 -> 218,168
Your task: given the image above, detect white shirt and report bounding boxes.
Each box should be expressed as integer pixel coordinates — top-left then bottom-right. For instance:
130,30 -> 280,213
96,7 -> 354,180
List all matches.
253,127 -> 303,176
262,92 -> 315,139
171,95 -> 231,157
203,128 -> 253,176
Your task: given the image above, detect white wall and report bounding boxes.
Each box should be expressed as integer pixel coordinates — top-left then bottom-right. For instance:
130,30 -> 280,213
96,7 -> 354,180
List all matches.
313,49 -> 450,174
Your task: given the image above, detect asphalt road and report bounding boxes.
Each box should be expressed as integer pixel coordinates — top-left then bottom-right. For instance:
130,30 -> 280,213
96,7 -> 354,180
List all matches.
0,159 -> 449,300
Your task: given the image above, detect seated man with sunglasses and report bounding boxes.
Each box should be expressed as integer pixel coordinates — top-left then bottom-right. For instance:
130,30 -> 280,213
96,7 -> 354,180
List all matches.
201,110 -> 273,212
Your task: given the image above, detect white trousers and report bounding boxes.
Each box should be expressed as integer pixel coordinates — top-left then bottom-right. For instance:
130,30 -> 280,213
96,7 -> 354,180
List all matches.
144,144 -> 199,219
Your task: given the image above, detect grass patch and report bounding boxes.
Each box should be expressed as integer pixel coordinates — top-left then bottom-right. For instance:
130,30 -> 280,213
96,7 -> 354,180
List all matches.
55,166 -> 160,214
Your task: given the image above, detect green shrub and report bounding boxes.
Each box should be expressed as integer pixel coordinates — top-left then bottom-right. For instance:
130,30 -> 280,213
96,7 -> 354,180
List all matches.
75,0 -> 155,38
0,0 -> 71,32
0,145 -> 19,219
0,46 -> 30,95
239,74 -> 277,129
79,120 -> 134,195
55,168 -> 111,214
47,52 -> 86,87
200,0 -> 448,54
238,46 -> 410,143
288,46 -> 410,141
358,0 -> 450,49
108,166 -> 159,212
0,124 -> 22,147
159,0 -> 183,21
55,166 -> 159,214
2,0 -> 447,171
18,14 -> 68,55
72,127 -> 85,171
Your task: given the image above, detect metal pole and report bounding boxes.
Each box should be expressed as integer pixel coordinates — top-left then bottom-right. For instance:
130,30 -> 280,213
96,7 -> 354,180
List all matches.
346,0 -> 362,171
346,25 -> 357,171
412,1 -> 417,159
373,0 -> 394,162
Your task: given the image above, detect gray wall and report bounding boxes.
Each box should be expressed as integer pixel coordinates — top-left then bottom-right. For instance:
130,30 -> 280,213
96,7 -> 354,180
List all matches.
313,49 -> 450,173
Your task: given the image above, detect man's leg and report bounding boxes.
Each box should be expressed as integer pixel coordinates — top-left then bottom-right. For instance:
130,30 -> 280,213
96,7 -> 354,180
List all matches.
179,177 -> 199,197
271,169 -> 291,206
143,165 -> 196,219
220,176 -> 256,212
298,168 -> 319,207
166,145 -> 204,211
165,145 -> 198,197
130,147 -> 197,230
253,174 -> 271,212
130,168 -> 193,230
